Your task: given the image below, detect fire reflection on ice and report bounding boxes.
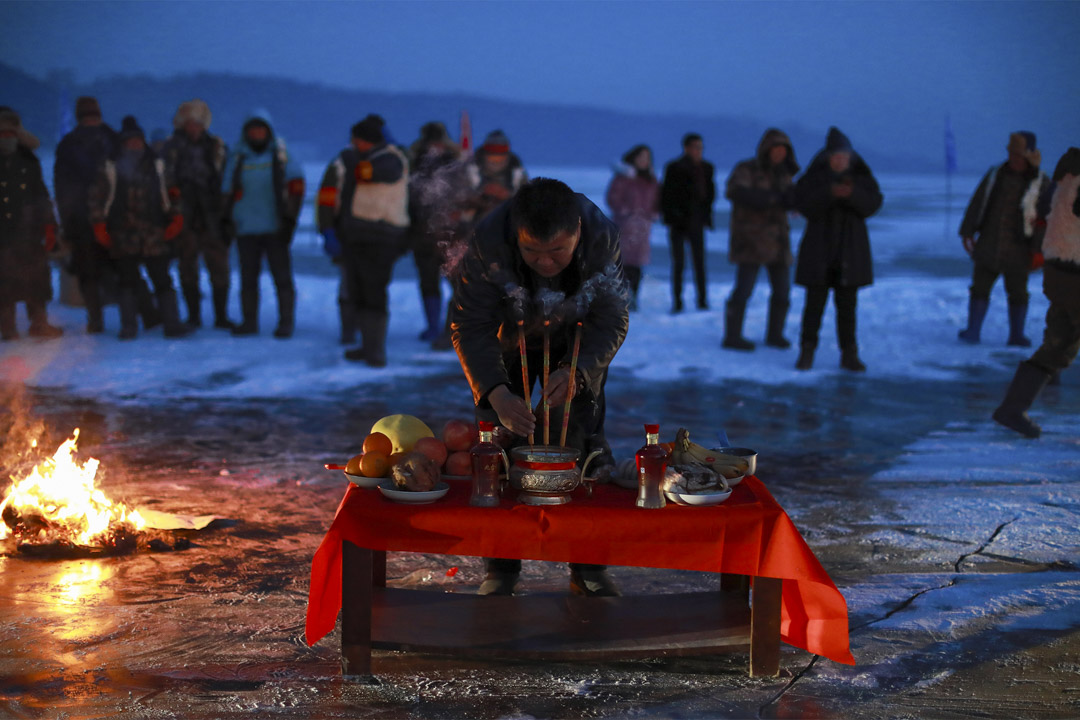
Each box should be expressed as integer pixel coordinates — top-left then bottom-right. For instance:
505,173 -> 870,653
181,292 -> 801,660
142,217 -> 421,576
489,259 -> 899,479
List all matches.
1,429 -> 145,550
56,561 -> 108,605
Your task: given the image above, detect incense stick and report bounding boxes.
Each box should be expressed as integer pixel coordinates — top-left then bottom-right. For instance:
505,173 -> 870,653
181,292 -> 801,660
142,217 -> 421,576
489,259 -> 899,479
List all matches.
517,320 -> 534,445
542,321 -> 551,445
559,321 -> 583,447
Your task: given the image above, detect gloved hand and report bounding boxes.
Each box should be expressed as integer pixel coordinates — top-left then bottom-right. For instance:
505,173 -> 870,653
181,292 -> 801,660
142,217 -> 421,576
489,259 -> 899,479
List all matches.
164,214 -> 184,241
962,236 -> 975,255
44,224 -> 57,253
322,228 -> 342,259
1030,251 -> 1044,271
277,217 -> 297,245
93,222 -> 112,249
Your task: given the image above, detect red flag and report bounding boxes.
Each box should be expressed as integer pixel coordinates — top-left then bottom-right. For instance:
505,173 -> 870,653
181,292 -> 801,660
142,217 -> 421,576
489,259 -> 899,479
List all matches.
459,110 -> 472,156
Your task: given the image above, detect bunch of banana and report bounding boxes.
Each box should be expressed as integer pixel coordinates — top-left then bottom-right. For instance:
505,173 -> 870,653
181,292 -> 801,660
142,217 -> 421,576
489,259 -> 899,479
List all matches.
672,428 -> 750,479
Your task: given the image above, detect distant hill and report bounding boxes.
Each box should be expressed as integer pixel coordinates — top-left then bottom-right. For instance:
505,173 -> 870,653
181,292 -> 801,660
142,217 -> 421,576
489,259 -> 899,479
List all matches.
2,62 -> 937,172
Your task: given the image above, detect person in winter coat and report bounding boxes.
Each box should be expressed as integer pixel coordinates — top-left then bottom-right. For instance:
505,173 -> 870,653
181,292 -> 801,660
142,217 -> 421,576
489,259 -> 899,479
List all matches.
87,116 -> 189,340
407,121 -> 471,344
958,131 -> 1052,346
162,99 -> 234,330
317,114 -> 409,366
660,133 -> 716,313
723,128 -> 800,350
792,127 -> 883,372
993,147 -> 1080,438
221,109 -> 305,338
605,144 -> 659,311
448,178 -> 628,598
465,130 -> 528,223
0,108 -> 62,340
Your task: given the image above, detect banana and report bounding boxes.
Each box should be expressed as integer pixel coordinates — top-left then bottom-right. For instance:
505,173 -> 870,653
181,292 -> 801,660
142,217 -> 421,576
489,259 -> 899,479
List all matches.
675,427 -> 750,478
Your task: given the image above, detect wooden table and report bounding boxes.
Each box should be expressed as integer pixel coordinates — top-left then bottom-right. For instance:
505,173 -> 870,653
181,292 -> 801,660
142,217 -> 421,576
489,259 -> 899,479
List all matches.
305,477 -> 853,678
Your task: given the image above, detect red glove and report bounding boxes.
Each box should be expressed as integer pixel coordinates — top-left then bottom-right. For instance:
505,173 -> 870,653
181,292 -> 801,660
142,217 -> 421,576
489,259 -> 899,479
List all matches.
1030,251 -> 1044,271
93,222 -> 112,249
164,214 -> 184,241
287,178 -> 305,197
44,224 -> 57,253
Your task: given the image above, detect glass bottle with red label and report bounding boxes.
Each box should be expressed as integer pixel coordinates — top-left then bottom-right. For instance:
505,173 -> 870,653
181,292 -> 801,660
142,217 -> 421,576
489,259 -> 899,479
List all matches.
635,423 -> 667,509
470,421 -> 507,507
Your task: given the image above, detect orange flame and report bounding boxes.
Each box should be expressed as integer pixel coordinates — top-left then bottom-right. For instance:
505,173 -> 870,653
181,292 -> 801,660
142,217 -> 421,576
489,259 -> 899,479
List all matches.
0,429 -> 145,547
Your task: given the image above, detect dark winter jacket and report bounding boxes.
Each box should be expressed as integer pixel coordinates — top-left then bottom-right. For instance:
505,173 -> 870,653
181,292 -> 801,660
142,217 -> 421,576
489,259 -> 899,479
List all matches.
161,128 -> 227,232
0,146 -> 55,304
317,142 -> 410,244
660,155 -> 716,231
448,194 -> 628,406
605,163 -> 659,268
793,139 -> 883,289
88,147 -> 176,258
725,128 -> 799,266
959,161 -> 1051,273
53,122 -> 118,223
465,149 -> 528,222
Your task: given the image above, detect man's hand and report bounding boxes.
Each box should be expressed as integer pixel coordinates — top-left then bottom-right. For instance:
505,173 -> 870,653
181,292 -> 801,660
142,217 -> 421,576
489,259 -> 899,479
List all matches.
92,222 -> 112,249
542,367 -> 578,407
831,181 -> 853,198
488,385 -> 536,437
322,228 -> 342,259
44,224 -> 58,253
962,236 -> 975,255
164,214 -> 184,241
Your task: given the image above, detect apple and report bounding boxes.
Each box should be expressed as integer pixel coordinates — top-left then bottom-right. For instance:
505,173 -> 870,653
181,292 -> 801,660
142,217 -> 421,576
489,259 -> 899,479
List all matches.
443,450 -> 472,477
413,436 -> 448,467
442,418 -> 477,452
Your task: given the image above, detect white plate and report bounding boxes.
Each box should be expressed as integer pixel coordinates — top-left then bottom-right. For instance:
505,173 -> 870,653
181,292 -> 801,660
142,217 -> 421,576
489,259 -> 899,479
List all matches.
345,471 -> 381,489
378,481 -> 450,504
721,473 -> 744,487
664,487 -> 733,506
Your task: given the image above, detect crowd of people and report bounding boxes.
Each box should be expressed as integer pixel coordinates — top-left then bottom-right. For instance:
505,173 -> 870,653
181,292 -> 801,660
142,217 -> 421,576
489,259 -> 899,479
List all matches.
0,96 -> 1076,442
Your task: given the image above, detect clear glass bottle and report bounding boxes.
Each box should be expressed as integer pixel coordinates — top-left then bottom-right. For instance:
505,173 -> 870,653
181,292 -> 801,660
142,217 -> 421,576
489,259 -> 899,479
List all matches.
470,421 -> 504,507
635,423 -> 667,509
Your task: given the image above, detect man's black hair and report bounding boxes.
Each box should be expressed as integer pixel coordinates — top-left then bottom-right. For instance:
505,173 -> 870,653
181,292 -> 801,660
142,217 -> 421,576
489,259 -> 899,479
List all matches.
682,132 -> 703,147
510,178 -> 581,241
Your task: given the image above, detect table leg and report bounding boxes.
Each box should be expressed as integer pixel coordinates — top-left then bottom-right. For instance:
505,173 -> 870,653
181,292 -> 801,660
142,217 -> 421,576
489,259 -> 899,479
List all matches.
750,576 -> 782,677
341,540 -> 378,682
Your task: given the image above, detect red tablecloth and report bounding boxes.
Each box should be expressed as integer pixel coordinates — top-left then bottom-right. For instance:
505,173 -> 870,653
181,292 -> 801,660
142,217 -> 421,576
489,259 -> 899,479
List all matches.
305,476 -> 854,665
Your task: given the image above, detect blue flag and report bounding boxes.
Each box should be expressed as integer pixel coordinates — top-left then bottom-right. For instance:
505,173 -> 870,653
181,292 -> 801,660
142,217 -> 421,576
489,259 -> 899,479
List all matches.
944,115 -> 958,174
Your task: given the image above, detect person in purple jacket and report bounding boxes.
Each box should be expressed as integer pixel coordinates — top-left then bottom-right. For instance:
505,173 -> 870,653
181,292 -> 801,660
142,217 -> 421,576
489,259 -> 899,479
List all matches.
605,144 -> 659,311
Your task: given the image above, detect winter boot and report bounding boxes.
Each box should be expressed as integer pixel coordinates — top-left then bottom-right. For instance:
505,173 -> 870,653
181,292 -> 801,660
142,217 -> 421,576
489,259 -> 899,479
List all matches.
158,289 -> 193,338
958,296 -> 989,344
569,564 -> 621,597
339,298 -> 356,345
136,278 -> 161,331
0,302 -> 18,340
795,342 -> 816,371
478,570 -> 520,596
722,299 -> 755,351
273,286 -> 295,339
350,310 -> 388,368
840,346 -> 867,372
419,295 -> 441,342
182,282 -> 202,328
232,286 -> 259,336
993,361 -> 1051,438
212,286 -> 236,330
765,297 -> 791,348
117,289 -> 139,340
85,291 -> 105,334
26,302 -> 63,338
1006,302 -> 1032,347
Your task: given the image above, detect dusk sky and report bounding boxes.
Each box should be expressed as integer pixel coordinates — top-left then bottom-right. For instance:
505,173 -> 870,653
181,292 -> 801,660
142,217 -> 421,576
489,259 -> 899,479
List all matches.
2,0 -> 1078,165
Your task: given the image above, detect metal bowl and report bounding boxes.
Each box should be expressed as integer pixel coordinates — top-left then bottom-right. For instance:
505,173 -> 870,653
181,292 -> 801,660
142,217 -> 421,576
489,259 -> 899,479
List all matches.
713,447 -> 757,477
508,445 -> 582,504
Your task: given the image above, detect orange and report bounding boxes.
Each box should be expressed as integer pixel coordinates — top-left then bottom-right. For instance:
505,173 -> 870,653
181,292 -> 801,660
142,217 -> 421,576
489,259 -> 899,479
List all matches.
363,431 -> 394,456
345,453 -> 364,476
359,451 -> 390,478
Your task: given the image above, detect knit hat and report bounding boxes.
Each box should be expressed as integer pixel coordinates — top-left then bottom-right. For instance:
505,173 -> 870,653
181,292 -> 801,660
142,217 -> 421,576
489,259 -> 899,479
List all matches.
118,115 -> 146,142
0,107 -> 40,150
481,129 -> 510,154
825,126 -> 853,154
351,114 -> 385,144
420,121 -> 449,145
1007,131 -> 1041,167
173,99 -> 212,130
75,96 -> 102,120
